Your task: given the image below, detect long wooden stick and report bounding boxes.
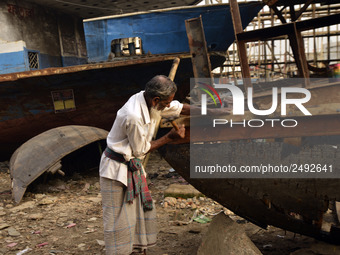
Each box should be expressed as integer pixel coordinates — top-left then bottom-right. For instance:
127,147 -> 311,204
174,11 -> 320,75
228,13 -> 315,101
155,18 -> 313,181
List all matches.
143,57 -> 181,168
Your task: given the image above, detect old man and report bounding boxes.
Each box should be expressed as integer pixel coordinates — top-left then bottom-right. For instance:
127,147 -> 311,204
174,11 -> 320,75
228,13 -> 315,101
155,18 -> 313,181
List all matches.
99,75 -> 190,255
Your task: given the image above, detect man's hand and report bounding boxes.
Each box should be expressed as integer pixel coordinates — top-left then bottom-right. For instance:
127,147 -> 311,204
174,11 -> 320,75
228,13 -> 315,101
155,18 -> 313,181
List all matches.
167,124 -> 185,139
148,125 -> 185,153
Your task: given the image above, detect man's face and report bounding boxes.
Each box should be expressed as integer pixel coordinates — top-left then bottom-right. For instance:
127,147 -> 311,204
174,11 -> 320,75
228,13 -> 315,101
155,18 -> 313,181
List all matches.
155,93 -> 175,111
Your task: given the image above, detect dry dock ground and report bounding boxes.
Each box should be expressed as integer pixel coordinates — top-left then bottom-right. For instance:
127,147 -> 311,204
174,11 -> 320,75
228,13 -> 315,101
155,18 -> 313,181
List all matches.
0,152 -> 338,255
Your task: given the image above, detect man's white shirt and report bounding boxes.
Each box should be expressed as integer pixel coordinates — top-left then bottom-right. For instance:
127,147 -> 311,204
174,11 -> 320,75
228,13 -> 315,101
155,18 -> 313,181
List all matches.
99,91 -> 183,186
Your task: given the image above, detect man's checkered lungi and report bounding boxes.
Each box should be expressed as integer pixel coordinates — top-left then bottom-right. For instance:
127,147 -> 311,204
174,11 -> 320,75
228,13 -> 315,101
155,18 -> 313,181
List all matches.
100,177 -> 157,255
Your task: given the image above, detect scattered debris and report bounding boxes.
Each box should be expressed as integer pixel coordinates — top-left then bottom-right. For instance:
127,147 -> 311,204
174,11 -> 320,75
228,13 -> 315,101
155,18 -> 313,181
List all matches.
164,197 -> 177,206
88,196 -> 101,203
9,201 -> 35,212
164,184 -> 202,199
149,173 -> 159,179
0,207 -> 6,216
0,152 -> 335,254
66,223 -> 76,228
49,250 -> 64,254
96,239 -> 105,246
7,242 -> 17,247
38,196 -> 58,205
78,243 -> 86,250
7,227 -> 21,237
188,228 -> 201,234
16,247 -> 32,255
193,215 -> 212,224
0,223 -> 9,230
82,183 -> 90,192
27,213 -> 44,220
169,209 -> 199,226
83,228 -> 96,234
36,242 -> 48,248
263,244 -> 273,249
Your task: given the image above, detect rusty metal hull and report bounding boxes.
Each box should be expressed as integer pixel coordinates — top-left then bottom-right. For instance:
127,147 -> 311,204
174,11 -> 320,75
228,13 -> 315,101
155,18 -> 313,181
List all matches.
159,142 -> 340,243
0,54 -> 225,160
158,81 -> 340,242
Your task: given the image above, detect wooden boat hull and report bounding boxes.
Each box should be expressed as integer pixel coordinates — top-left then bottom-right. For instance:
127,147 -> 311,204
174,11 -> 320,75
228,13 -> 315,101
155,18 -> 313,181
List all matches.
159,141 -> 340,243
0,2 -> 264,160
0,54 -> 225,160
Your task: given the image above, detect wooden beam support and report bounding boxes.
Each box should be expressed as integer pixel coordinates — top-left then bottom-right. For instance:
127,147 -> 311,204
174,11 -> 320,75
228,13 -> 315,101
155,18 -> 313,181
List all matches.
289,4 -> 296,21
295,0 -> 315,21
292,22 -> 310,86
236,13 -> 340,42
236,12 -> 340,82
229,0 -> 252,90
185,16 -> 212,79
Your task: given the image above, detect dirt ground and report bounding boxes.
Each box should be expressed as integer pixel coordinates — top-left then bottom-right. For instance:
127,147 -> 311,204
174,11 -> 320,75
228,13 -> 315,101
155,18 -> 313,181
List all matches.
0,152 -> 338,255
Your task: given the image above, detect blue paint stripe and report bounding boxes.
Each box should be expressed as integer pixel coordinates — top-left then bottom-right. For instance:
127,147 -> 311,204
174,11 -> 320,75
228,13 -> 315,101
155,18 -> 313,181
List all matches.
0,51 -> 28,74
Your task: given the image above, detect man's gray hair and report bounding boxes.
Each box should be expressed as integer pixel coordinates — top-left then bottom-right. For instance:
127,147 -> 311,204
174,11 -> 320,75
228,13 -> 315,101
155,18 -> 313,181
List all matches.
145,75 -> 177,100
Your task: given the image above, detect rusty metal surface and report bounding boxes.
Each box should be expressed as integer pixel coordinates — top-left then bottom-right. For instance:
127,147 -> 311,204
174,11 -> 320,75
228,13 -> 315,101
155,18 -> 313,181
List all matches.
185,16 -> 213,79
159,142 -> 340,242
10,125 -> 108,204
161,114 -> 340,144
0,54 -> 190,83
185,114 -> 340,144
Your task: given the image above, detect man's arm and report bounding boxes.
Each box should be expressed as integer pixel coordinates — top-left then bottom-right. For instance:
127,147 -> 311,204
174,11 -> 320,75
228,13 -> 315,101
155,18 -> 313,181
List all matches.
147,125 -> 185,153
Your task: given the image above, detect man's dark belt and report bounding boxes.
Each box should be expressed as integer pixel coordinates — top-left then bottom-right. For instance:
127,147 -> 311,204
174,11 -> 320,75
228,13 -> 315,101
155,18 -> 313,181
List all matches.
104,147 -> 127,164
104,147 -> 153,211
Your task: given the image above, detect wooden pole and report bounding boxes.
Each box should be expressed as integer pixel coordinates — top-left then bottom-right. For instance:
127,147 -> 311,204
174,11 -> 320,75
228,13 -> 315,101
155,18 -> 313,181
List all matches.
143,57 -> 180,168
229,0 -> 252,89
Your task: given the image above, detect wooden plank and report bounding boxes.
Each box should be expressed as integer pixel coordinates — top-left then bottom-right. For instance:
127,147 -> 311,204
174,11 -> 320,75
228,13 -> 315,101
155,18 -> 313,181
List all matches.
0,53 -> 191,82
293,22 -> 310,86
237,13 -> 340,42
271,5 -> 287,24
230,0 -> 252,89
143,57 -> 181,168
185,16 -> 212,79
295,0 -> 315,21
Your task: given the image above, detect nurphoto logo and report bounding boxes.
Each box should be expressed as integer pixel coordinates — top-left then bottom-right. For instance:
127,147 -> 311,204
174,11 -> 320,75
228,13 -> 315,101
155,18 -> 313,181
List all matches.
199,82 -> 312,128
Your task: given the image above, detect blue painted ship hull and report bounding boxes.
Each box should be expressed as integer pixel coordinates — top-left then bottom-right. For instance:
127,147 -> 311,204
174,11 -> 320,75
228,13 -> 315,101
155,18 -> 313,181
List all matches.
84,3 -> 263,62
